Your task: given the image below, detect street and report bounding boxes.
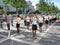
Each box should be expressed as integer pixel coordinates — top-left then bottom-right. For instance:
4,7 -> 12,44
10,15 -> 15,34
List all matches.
0,20 -> 60,45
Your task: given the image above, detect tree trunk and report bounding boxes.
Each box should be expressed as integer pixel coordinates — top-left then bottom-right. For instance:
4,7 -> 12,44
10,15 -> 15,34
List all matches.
4,5 -> 7,22
16,8 -> 19,14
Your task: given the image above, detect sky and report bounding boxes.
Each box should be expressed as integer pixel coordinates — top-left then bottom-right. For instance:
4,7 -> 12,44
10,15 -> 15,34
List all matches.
26,0 -> 60,9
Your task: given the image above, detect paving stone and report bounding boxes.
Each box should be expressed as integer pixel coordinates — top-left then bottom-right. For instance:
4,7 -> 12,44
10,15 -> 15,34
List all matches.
0,39 -> 30,45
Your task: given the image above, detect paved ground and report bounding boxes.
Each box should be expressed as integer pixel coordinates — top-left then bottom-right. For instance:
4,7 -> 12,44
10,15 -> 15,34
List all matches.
0,20 -> 60,45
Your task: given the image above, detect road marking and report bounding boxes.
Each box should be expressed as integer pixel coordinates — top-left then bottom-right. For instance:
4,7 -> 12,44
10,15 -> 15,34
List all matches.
34,22 -> 56,43
8,31 -> 11,39
0,35 -> 7,38
10,37 -> 31,45
9,23 -> 55,45
10,25 -> 46,37
0,21 -> 56,44
0,38 -> 8,43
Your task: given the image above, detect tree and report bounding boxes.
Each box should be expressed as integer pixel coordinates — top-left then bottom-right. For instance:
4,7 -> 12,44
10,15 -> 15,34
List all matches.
38,0 -> 46,11
38,0 -> 60,14
3,0 -> 11,14
10,0 -> 27,14
0,7 -> 4,14
3,0 -> 27,14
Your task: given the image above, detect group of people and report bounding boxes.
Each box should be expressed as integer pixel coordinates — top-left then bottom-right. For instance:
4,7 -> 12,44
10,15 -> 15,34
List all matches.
0,13 -> 13,29
0,13 -> 56,37
24,14 -> 56,37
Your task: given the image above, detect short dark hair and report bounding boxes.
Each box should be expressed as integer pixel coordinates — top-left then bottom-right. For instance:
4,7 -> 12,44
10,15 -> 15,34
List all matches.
0,13 -> 2,15
7,13 -> 9,15
17,15 -> 20,17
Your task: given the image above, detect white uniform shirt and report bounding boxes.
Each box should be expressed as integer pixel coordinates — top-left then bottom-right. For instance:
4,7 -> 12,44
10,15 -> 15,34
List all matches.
26,17 -> 30,22
44,16 -> 49,20
32,18 -> 37,24
53,15 -> 56,18
7,15 -> 11,23
38,17 -> 43,23
16,17 -> 21,24
48,15 -> 52,20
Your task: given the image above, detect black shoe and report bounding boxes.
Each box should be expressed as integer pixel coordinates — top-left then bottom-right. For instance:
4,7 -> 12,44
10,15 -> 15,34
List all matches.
17,30 -> 20,33
33,35 -> 35,37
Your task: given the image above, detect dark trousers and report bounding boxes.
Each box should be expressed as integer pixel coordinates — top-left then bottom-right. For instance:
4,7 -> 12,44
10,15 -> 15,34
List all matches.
0,21 -> 2,28
11,18 -> 13,26
7,23 -> 10,30
24,20 -> 26,26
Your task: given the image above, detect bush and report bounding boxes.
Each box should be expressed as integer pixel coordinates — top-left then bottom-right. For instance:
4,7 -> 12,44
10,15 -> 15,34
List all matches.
56,16 -> 60,20
20,16 -> 23,20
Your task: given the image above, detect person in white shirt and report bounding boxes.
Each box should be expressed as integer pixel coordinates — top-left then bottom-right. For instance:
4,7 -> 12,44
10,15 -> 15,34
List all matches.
16,15 -> 21,33
26,16 -> 30,29
38,15 -> 43,32
44,14 -> 49,28
32,15 -> 37,37
6,13 -> 11,30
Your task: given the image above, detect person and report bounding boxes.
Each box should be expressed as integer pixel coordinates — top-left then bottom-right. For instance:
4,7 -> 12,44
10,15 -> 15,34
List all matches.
44,14 -> 49,29
6,13 -> 11,30
55,15 -> 56,22
32,15 -> 37,37
51,15 -> 54,23
10,14 -> 13,26
0,13 -> 3,28
53,15 -> 56,22
30,15 -> 33,24
26,15 -> 30,29
16,15 -> 21,33
24,14 -> 26,26
48,15 -> 52,25
38,15 -> 43,32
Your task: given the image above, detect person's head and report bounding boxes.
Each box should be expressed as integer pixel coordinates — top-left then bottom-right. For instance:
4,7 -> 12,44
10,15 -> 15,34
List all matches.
45,14 -> 48,16
0,13 -> 2,15
7,13 -> 9,15
17,15 -> 20,17
33,15 -> 37,19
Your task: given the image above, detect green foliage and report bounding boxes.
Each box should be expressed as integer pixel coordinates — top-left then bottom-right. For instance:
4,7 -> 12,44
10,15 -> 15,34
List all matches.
38,0 -> 60,14
56,16 -> 60,20
3,0 -> 27,14
28,11 -> 33,14
3,0 -> 11,5
10,0 -> 27,9
0,7 -> 4,14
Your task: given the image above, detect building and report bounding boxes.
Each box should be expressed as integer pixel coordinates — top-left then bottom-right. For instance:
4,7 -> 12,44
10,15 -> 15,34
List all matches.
35,4 -> 39,10
45,0 -> 51,4
26,1 -> 34,10
0,0 -> 4,7
27,1 -> 32,6
25,1 -> 34,13
0,0 -> 16,12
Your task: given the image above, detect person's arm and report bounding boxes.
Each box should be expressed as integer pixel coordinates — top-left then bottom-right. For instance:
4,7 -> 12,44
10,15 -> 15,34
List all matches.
19,18 -> 21,21
0,17 -> 3,20
48,16 -> 49,20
